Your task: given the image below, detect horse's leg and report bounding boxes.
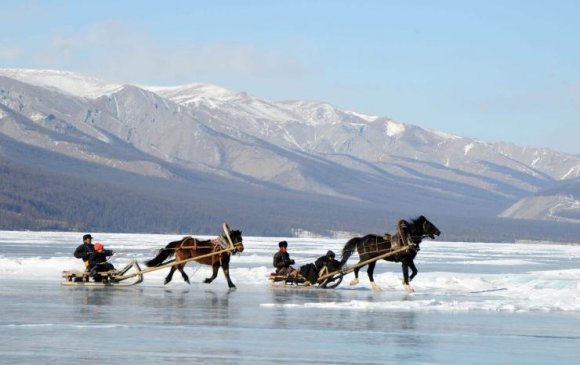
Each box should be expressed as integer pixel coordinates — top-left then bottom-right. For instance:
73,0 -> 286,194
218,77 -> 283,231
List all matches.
164,266 -> 177,285
177,264 -> 190,284
367,261 -> 381,292
401,261 -> 414,293
350,265 -> 361,286
221,260 -> 236,289
408,259 -> 418,282
204,264 -> 219,284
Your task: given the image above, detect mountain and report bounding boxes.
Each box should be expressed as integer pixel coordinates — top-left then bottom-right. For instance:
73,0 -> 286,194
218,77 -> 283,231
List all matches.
500,178 -> 580,223
1,68 -> 580,241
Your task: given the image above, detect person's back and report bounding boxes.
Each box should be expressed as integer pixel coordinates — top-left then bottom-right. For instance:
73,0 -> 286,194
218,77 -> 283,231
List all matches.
300,250 -> 341,284
88,243 -> 115,280
314,251 -> 341,273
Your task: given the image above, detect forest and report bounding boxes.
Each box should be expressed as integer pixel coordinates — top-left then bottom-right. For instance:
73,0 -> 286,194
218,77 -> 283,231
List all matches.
2,153 -> 580,243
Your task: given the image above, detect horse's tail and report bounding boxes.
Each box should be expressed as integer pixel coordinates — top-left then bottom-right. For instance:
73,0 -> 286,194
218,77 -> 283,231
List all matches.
340,237 -> 360,266
144,240 -> 180,267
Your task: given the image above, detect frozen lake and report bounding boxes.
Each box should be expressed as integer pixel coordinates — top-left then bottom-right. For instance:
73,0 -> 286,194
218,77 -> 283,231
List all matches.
1,231 -> 579,364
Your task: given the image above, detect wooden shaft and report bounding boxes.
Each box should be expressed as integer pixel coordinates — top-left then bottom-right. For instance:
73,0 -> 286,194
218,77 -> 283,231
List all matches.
119,246 -> 236,280
117,223 -> 238,281
317,246 -> 410,282
222,222 -> 235,250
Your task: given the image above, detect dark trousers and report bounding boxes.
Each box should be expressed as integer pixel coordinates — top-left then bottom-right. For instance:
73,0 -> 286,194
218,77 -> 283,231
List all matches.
90,263 -> 115,280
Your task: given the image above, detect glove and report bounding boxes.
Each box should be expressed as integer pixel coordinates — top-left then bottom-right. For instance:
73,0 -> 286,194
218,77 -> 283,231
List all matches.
290,259 -> 295,265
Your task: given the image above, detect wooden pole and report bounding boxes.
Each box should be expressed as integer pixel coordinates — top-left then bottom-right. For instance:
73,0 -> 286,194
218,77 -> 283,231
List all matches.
118,245 -> 237,280
120,222 -> 237,281
317,245 -> 411,282
222,222 -> 235,250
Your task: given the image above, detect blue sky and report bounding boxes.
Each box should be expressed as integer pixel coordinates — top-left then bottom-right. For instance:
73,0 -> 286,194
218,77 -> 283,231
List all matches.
1,1 -> 579,154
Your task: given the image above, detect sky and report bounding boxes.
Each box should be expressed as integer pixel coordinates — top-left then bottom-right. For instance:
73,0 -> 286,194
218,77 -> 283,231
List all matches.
1,0 -> 579,154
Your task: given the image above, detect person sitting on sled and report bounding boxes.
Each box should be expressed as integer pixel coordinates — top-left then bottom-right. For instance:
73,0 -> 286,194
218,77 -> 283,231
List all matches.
273,241 -> 295,276
297,250 -> 342,285
87,243 -> 115,281
73,234 -> 95,269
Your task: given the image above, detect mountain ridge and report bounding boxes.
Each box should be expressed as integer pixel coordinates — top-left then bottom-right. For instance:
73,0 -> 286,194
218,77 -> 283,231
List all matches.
1,68 -> 580,239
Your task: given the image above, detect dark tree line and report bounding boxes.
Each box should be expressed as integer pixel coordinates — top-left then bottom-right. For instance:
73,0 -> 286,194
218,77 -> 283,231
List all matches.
2,156 -> 580,242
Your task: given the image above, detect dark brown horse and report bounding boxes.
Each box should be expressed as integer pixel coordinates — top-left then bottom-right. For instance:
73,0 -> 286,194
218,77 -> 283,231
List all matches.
340,216 -> 440,292
144,230 -> 244,288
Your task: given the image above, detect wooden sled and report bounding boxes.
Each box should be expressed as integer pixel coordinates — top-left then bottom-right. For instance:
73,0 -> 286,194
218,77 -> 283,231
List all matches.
61,260 -> 144,287
268,265 -> 344,289
268,245 -> 413,290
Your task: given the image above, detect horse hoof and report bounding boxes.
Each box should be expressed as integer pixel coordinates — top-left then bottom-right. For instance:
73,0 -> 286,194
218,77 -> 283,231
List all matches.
350,278 -> 359,286
164,279 -> 170,285
371,282 -> 382,292
403,284 -> 415,293
203,278 -> 212,284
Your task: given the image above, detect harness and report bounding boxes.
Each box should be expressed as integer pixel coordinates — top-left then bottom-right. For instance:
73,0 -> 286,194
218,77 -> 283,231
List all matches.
179,235 -> 233,266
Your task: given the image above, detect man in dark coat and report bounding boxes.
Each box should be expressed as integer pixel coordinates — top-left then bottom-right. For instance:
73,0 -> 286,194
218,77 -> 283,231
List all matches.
87,243 -> 115,281
74,234 -> 95,269
299,250 -> 342,285
272,241 -> 295,275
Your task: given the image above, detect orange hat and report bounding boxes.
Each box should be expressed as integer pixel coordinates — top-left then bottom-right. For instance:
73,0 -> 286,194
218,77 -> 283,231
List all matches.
94,243 -> 104,252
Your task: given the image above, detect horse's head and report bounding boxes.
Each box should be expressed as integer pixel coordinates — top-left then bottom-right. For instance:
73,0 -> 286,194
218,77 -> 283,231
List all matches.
417,215 -> 441,239
229,230 -> 244,253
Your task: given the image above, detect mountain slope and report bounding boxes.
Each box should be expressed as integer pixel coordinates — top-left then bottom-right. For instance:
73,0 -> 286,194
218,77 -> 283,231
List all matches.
500,178 -> 580,223
1,68 -> 580,239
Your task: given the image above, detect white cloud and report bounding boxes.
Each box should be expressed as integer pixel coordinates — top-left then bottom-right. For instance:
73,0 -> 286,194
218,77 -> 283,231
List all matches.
32,21 -> 316,86
0,45 -> 20,61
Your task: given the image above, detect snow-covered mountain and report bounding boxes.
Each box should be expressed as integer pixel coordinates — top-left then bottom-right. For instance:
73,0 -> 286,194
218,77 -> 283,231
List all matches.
0,68 -> 123,98
500,178 -> 580,223
1,68 -> 580,234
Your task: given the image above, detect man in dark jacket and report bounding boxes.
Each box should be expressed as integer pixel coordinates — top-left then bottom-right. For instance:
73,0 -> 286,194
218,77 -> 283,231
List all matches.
272,241 -> 295,275
88,243 -> 115,281
74,234 -> 95,269
299,250 -> 342,285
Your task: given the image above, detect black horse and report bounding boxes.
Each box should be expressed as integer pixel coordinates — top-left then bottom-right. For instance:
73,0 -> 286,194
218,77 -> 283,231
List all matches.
340,216 -> 441,292
144,230 -> 244,288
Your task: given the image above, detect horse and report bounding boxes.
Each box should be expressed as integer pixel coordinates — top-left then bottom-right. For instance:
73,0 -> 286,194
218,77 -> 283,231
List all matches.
144,230 -> 244,288
340,216 -> 440,292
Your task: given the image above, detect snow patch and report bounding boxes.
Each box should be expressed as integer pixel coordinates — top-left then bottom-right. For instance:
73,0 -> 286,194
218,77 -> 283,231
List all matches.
28,112 -> 44,121
385,121 -> 405,137
464,143 -> 474,156
431,130 -> 462,140
344,110 -> 380,122
145,83 -> 237,104
0,68 -> 122,98
561,165 -> 580,180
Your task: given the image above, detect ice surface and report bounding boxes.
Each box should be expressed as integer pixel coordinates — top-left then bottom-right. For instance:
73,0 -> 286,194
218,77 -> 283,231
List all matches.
1,231 -> 578,312
1,231 -> 579,364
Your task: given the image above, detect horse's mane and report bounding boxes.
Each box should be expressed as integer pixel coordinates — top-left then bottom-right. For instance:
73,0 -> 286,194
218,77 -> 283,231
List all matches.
402,216 -> 426,232
408,215 -> 425,225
